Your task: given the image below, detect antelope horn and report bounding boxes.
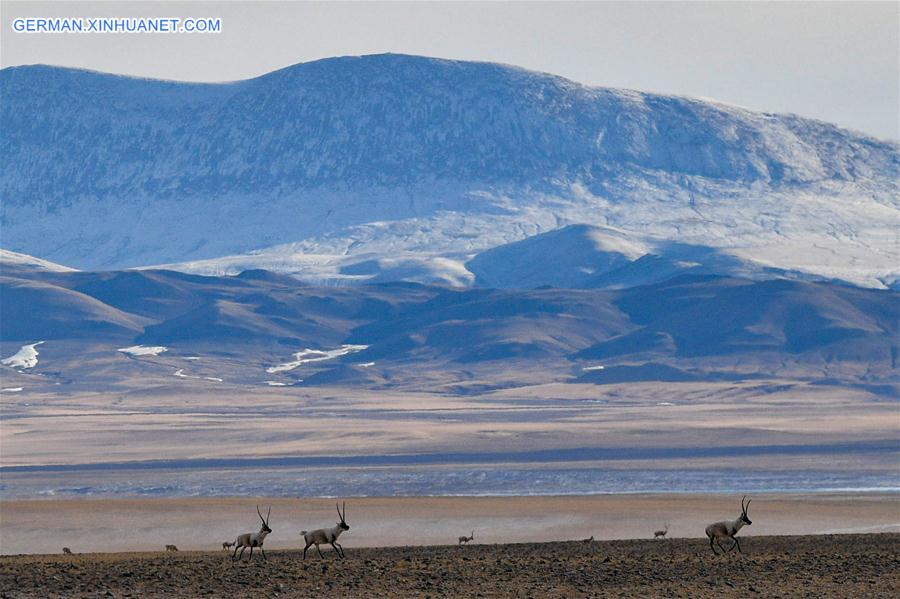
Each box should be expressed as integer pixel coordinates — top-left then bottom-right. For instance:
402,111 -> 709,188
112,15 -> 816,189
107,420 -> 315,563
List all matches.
337,502 -> 343,522
257,505 -> 265,523
266,506 -> 271,524
744,498 -> 751,515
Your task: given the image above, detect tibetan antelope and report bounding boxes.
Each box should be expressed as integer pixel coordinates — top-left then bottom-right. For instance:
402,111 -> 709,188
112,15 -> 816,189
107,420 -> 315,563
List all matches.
705,496 -> 752,554
581,536 -> 594,544
165,545 -> 178,552
458,530 -> 474,545
222,541 -> 235,551
300,502 -> 350,559
231,505 -> 272,562
62,547 -> 73,555
654,523 -> 669,539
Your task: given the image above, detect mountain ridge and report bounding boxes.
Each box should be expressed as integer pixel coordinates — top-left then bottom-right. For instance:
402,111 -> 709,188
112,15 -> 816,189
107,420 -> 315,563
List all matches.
2,257 -> 895,393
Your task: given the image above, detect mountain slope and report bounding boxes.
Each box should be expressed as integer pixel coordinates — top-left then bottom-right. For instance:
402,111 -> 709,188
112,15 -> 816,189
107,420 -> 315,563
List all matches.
579,276 -> 897,362
0,250 -> 76,274
0,276 -> 148,340
466,225 -> 648,288
465,225 -> 832,289
2,55 -> 897,287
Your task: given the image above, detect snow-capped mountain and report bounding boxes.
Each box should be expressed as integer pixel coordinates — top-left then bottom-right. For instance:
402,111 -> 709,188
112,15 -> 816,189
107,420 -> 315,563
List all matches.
2,54 -> 897,288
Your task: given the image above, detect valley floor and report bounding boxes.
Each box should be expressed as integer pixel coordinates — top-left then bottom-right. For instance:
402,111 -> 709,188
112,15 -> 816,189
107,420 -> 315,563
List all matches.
1,533 -> 897,598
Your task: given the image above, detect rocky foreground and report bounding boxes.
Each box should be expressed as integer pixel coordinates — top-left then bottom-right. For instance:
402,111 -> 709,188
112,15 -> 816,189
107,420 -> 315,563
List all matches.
1,534 -> 898,598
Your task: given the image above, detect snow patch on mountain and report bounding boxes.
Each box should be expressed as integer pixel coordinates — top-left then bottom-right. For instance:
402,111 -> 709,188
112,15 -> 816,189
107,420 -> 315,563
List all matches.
266,344 -> 369,373
173,368 -> 222,382
118,345 -> 168,357
2,342 -> 44,369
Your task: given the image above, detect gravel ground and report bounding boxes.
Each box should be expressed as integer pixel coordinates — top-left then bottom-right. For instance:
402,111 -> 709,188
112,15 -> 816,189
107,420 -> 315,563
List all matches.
1,533 -> 898,598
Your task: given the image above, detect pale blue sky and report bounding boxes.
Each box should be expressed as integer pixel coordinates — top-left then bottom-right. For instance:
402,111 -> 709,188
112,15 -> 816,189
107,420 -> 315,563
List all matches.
3,1 -> 898,140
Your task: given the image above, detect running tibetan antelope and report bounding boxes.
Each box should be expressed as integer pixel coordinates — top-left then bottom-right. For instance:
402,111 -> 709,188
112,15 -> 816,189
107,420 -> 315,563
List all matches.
301,502 -> 350,559
654,523 -> 669,539
458,530 -> 474,545
705,496 -> 752,554
231,505 -> 273,562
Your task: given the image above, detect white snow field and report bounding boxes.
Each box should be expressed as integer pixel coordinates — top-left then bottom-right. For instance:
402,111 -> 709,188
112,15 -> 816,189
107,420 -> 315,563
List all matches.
117,345 -> 168,357
173,368 -> 222,382
266,345 -> 369,374
1,342 -> 45,369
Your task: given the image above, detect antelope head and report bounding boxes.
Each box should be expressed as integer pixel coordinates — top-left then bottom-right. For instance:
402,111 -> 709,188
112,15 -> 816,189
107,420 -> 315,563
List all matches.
258,505 -> 272,533
336,502 -> 349,531
739,496 -> 752,525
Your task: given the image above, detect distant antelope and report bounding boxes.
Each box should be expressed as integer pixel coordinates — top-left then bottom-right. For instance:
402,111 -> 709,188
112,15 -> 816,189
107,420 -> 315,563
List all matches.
62,547 -> 73,555
231,505 -> 272,562
581,536 -> 594,544
705,496 -> 752,554
165,545 -> 178,552
300,502 -> 350,559
222,541 -> 235,551
458,530 -> 474,545
654,523 -> 669,539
